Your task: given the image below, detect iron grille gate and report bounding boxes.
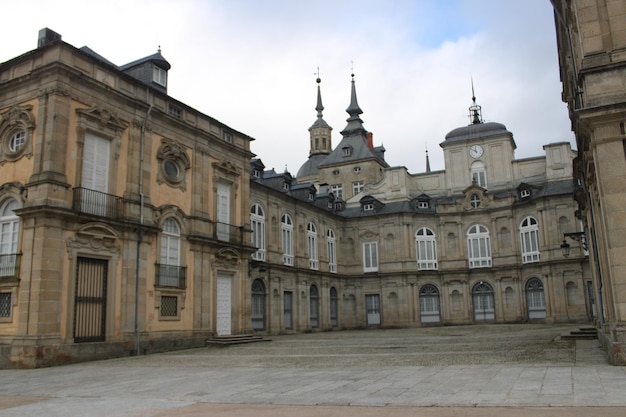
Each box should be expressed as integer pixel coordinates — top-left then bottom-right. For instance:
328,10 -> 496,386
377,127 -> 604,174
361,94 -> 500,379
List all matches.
73,257 -> 108,343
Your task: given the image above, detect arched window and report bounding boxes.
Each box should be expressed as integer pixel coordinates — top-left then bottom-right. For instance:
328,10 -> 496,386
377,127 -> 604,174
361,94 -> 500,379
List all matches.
158,218 -> 184,288
327,229 -> 337,273
526,278 -> 546,319
251,279 -> 266,330
415,227 -> 437,270
250,204 -> 265,261
281,214 -> 293,266
520,216 -> 540,263
310,285 -> 319,328
330,287 -> 338,326
467,224 -> 491,268
471,160 -> 487,187
419,284 -> 440,323
307,222 -> 318,270
472,281 -> 495,321
0,199 -> 20,278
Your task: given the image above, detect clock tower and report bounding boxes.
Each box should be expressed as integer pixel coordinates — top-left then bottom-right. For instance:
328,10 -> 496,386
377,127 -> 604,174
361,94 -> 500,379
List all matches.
439,90 -> 516,193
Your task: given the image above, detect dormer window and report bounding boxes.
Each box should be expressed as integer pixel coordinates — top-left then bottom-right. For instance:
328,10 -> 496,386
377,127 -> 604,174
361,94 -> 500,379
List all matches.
342,146 -> 352,157
364,203 -> 374,211
308,192 -> 314,200
520,189 -> 531,199
252,169 -> 261,178
153,65 -> 167,87
418,201 -> 429,209
334,202 -> 342,211
327,202 -> 333,209
283,182 -> 290,190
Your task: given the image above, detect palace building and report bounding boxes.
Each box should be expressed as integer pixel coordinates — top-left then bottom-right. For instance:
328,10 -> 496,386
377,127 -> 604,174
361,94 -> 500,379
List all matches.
0,28 -> 590,367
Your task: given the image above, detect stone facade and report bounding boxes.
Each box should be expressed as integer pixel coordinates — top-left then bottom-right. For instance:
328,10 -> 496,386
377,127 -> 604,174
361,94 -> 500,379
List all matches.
0,29 -> 255,367
0,26 -> 594,368
248,76 -> 592,335
552,0 -> 626,365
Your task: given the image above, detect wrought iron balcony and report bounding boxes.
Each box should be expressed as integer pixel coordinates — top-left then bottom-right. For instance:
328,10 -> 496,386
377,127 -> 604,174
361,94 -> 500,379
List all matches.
0,253 -> 21,278
73,187 -> 124,219
214,222 -> 245,245
155,263 -> 187,289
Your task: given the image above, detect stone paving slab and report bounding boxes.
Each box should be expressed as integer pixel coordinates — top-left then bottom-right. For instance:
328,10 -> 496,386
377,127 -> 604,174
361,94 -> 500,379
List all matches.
0,324 -> 624,416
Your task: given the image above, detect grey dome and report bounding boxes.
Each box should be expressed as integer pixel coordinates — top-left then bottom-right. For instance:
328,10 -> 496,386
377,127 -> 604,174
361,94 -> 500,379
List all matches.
444,122 -> 510,143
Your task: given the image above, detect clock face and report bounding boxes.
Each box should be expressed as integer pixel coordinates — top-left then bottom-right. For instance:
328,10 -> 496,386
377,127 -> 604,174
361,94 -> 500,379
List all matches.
469,144 -> 483,158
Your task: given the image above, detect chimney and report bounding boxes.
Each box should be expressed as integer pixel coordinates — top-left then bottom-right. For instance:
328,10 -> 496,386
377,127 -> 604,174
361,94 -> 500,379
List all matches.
366,132 -> 374,151
38,28 -> 62,48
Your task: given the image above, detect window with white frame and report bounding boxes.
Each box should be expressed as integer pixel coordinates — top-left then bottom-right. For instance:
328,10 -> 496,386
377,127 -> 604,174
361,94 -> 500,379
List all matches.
327,229 -> 337,273
364,203 -> 374,211
467,224 -> 492,268
307,222 -> 318,270
159,218 -> 183,287
153,65 -> 167,87
520,216 -> 540,263
471,160 -> 487,187
363,241 -> 378,272
415,227 -> 437,270
330,184 -> 343,200
0,199 -> 20,278
251,204 -> 266,261
353,181 -> 364,196
281,214 -> 294,266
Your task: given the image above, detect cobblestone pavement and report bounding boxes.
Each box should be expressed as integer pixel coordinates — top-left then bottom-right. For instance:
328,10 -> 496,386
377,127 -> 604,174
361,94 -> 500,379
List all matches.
1,323 -> 625,416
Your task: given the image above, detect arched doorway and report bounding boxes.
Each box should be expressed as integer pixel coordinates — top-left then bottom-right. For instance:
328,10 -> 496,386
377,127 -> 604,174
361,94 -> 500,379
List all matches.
310,285 -> 319,328
251,279 -> 266,330
526,278 -> 546,319
472,281 -> 495,321
419,284 -> 440,323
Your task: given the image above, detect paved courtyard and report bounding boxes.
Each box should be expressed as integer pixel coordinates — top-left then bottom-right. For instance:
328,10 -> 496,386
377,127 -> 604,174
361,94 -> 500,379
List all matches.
0,323 -> 625,416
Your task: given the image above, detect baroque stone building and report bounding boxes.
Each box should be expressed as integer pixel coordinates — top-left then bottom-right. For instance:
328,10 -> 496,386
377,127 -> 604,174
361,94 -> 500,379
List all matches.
0,27 -> 592,368
552,0 -> 626,365
248,75 -> 591,334
0,29 -> 256,367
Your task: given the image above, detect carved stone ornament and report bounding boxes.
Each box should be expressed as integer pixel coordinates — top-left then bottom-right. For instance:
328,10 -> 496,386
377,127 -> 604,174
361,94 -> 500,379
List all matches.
0,104 -> 36,164
66,223 -> 121,259
156,139 -> 191,191
214,247 -> 241,268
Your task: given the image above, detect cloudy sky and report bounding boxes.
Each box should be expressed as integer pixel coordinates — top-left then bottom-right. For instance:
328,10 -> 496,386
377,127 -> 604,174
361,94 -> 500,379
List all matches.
1,0 -> 572,174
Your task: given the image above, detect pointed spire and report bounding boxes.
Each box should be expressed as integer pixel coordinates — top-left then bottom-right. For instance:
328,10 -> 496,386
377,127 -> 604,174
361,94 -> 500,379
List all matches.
315,72 -> 324,119
425,147 -> 431,173
341,72 -> 367,137
469,77 -> 483,125
308,70 -> 332,157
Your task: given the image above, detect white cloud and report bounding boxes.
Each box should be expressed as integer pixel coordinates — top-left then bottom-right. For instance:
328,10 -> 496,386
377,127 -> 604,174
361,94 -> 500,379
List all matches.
0,0 -> 572,176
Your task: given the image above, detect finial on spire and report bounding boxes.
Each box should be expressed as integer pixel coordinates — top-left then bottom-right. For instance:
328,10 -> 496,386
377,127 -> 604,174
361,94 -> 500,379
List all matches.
315,66 -> 321,84
469,77 -> 483,125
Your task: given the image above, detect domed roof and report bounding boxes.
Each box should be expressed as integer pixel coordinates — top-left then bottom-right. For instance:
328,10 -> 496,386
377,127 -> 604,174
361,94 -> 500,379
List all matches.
296,153 -> 328,179
444,121 -> 510,143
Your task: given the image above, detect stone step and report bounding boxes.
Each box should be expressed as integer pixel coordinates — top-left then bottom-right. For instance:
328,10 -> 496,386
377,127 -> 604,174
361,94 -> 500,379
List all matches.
206,334 -> 271,346
561,327 -> 597,340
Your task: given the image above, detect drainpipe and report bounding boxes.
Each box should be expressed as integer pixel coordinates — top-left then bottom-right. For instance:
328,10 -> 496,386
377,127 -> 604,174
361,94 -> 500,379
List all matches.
135,90 -> 153,355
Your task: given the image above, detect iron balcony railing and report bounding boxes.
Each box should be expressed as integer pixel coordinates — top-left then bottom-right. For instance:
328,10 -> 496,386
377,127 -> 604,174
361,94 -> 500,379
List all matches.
155,263 -> 187,289
73,187 -> 124,219
0,253 -> 21,278
214,222 -> 245,245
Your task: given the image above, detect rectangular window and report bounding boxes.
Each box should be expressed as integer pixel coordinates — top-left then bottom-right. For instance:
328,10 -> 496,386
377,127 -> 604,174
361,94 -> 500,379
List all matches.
418,201 -> 429,209
468,236 -> 492,268
363,241 -> 378,272
521,229 -> 540,263
251,218 -> 266,261
327,239 -> 337,273
472,171 -> 487,188
0,292 -> 11,318
223,132 -> 233,144
364,203 -> 374,211
352,181 -> 364,196
153,65 -> 167,87
330,184 -> 343,200
308,234 -> 318,270
160,295 -> 178,318
416,239 -> 437,270
282,226 -> 293,266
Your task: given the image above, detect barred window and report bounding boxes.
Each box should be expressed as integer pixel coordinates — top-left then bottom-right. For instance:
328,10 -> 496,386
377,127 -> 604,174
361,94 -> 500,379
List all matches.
0,293 -> 11,317
160,295 -> 178,317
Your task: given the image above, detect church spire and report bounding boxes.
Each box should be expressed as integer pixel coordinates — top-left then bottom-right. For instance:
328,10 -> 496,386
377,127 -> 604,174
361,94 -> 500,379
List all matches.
308,70 -> 332,156
425,147 -> 431,173
340,73 -> 368,137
